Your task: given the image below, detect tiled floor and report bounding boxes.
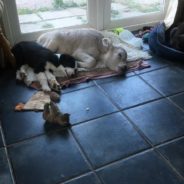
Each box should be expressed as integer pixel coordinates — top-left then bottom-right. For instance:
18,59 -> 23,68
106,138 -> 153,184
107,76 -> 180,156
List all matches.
1,55 -> 184,184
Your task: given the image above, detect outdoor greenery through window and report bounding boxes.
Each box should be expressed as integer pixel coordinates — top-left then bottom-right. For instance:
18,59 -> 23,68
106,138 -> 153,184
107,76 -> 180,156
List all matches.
111,0 -> 164,20
16,0 -> 87,33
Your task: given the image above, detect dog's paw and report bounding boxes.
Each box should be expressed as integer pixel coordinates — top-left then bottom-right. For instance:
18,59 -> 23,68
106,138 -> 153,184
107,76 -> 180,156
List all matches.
16,70 -> 22,80
77,68 -> 89,72
42,85 -> 51,92
52,83 -> 61,92
24,80 -> 32,86
49,80 -> 61,92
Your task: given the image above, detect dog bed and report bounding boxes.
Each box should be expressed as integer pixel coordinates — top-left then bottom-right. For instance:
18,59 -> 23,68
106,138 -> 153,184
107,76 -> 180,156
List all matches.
148,23 -> 184,61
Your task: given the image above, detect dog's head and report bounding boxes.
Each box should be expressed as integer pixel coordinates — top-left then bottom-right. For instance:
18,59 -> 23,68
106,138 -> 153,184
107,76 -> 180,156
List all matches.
101,38 -> 127,73
51,54 -> 77,77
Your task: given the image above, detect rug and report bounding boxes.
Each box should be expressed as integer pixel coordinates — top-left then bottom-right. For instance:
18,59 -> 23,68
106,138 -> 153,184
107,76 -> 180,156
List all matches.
29,59 -> 150,90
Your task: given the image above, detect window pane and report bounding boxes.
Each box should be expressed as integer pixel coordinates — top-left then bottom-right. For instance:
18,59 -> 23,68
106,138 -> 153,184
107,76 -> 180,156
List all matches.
16,0 -> 88,33
111,0 -> 164,20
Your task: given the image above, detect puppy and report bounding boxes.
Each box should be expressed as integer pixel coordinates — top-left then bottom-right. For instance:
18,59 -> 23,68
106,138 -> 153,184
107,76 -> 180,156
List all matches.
12,41 -> 77,91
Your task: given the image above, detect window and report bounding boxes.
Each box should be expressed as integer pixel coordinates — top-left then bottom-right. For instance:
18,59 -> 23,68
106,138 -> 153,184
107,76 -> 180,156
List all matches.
111,0 -> 164,20
3,0 -> 169,43
104,0 -> 168,30
16,0 -> 88,33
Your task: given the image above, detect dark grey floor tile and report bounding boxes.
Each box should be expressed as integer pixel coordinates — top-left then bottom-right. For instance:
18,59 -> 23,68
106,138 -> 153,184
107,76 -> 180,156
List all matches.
0,148 -> 13,184
1,111 -> 44,145
62,81 -> 95,93
0,80 -> 44,144
59,86 -> 118,124
124,99 -> 184,145
64,173 -> 101,184
170,93 -> 184,110
97,150 -> 184,184
72,113 -> 149,168
135,56 -> 170,74
141,67 -> 184,96
95,72 -> 134,85
0,70 -> 16,87
158,138 -> 184,177
8,131 -> 90,184
0,79 -> 35,105
100,76 -> 161,109
0,128 -> 4,148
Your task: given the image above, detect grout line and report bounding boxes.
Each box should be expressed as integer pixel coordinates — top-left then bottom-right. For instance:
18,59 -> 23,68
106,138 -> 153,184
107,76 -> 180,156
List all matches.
0,122 -> 16,184
155,135 -> 184,148
121,96 -> 164,110
95,79 -> 184,181
135,64 -> 169,75
5,127 -> 70,147
166,96 -> 184,114
137,67 -> 184,98
137,75 -> 166,97
68,129 -> 106,184
4,110 -> 119,148
62,81 -> 95,94
154,149 -> 184,181
94,80 -> 155,146
58,171 -> 99,184
94,147 -> 151,170
95,148 -> 154,171
70,110 -> 119,126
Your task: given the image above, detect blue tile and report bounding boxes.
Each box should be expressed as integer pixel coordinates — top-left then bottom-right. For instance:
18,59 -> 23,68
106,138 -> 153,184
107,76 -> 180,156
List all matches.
0,79 -> 36,105
158,138 -> 184,177
141,67 -> 184,96
64,173 -> 101,184
0,79 -> 41,145
0,148 -> 13,184
100,76 -> 161,109
72,112 -> 149,168
125,99 -> 184,145
62,81 -> 95,93
97,150 -> 184,184
1,111 -> 44,145
170,93 -> 184,110
60,86 -> 118,124
8,131 -> 90,184
135,56 -> 170,74
0,130 -> 3,148
95,72 -> 134,85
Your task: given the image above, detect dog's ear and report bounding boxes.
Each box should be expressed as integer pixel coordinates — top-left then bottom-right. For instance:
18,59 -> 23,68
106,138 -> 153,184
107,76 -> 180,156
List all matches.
102,38 -> 112,50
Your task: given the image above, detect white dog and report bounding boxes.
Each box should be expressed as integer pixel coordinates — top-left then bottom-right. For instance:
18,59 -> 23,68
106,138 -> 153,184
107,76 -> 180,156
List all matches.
37,28 -> 127,73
